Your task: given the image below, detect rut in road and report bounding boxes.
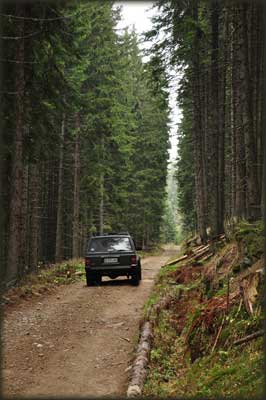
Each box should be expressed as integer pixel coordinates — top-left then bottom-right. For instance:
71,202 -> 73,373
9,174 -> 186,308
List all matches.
3,246 -> 178,397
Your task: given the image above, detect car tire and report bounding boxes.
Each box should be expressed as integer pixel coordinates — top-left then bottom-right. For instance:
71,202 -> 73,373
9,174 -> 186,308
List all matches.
95,274 -> 102,285
131,270 -> 140,286
86,271 -> 94,286
138,263 -> 142,280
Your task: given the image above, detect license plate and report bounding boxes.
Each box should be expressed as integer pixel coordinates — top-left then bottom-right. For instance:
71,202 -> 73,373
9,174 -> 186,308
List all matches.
104,257 -> 118,264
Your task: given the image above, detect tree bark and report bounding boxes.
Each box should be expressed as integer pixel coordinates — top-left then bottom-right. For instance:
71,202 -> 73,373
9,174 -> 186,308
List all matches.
232,4 -> 247,219
261,5 -> 266,218
192,0 -> 207,242
242,4 -> 260,220
29,161 -> 40,270
55,112 -> 66,262
99,135 -> 105,235
72,112 -> 81,258
21,163 -> 29,273
209,0 -> 222,236
6,4 -> 25,283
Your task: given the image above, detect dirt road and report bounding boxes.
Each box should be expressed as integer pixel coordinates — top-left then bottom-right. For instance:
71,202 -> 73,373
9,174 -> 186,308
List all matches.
2,246 -> 178,398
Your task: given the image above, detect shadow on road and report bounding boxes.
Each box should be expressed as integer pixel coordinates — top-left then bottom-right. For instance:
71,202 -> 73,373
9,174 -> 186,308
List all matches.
85,277 -> 134,287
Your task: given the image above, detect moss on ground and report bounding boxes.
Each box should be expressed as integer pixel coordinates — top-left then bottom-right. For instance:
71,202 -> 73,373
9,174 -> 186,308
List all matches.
234,220 -> 264,259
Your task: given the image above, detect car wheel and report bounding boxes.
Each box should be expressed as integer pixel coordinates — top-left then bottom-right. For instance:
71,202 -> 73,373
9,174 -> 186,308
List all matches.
95,274 -> 102,285
131,270 -> 140,286
138,267 -> 142,280
86,271 -> 94,286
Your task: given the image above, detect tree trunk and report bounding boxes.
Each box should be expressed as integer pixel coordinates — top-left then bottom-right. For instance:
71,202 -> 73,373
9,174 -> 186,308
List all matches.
55,112 -> 66,262
242,4 -> 260,220
192,0 -> 207,242
261,5 -> 266,218
6,4 -> 25,284
99,135 -> 105,235
21,164 -> 29,274
218,4 -> 226,232
232,4 -> 247,219
209,0 -> 221,236
99,178 -> 104,235
72,112 -> 81,258
0,2 -> 4,281
29,161 -> 40,270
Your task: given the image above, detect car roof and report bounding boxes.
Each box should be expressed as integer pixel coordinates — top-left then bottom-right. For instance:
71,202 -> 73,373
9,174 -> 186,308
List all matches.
89,234 -> 131,239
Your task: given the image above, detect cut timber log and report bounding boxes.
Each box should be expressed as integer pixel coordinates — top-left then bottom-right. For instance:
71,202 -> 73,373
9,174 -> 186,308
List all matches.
186,235 -> 202,247
200,252 -> 214,263
192,245 -> 211,261
192,244 -> 209,255
127,321 -> 153,397
210,233 -> 226,241
233,330 -> 264,346
164,254 -> 188,267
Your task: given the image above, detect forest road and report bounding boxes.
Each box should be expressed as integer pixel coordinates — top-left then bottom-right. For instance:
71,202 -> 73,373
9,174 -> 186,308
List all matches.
2,245 -> 179,398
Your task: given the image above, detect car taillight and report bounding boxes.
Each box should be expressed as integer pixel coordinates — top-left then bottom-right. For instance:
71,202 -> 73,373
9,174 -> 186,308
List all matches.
131,255 -> 137,266
85,257 -> 91,267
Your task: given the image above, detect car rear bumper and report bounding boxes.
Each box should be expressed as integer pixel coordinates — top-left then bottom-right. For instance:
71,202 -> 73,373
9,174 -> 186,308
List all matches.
85,265 -> 136,274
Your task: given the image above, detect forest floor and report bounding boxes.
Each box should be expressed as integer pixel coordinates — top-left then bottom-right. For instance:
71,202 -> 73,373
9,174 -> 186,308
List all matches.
2,245 -> 179,398
142,227 -> 264,398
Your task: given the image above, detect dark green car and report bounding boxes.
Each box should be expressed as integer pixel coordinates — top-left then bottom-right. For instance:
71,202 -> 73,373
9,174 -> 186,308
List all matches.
85,233 -> 142,286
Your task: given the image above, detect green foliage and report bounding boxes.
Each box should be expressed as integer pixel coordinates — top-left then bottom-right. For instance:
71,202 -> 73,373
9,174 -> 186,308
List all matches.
1,0 -> 171,278
179,339 -> 264,398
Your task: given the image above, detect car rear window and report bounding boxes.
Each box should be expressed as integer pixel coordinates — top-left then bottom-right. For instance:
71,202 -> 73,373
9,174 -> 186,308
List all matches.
88,237 -> 133,252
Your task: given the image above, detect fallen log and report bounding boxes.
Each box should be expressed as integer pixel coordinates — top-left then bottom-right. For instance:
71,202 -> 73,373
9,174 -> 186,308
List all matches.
127,321 -> 153,397
210,233 -> 226,241
200,252 -> 214,263
192,244 -> 209,255
233,330 -> 264,346
164,254 -> 188,267
192,246 -> 211,262
186,235 -> 198,245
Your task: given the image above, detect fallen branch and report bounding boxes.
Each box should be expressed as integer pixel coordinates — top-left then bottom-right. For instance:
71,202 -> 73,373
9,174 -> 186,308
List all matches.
233,330 -> 264,346
211,315 -> 225,353
226,272 -> 230,313
120,337 -> 131,343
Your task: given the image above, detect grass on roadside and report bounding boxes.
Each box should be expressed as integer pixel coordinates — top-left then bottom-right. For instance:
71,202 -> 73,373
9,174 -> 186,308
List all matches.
2,259 -> 85,305
144,325 -> 264,398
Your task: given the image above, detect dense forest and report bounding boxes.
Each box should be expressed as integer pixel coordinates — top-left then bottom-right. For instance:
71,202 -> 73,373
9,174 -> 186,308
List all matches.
0,0 -> 265,287
147,0 -> 265,239
1,2 -> 265,398
0,1 -> 170,286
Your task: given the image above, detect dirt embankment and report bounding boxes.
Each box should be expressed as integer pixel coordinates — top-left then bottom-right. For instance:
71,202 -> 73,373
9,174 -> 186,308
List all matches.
2,246 -> 178,398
